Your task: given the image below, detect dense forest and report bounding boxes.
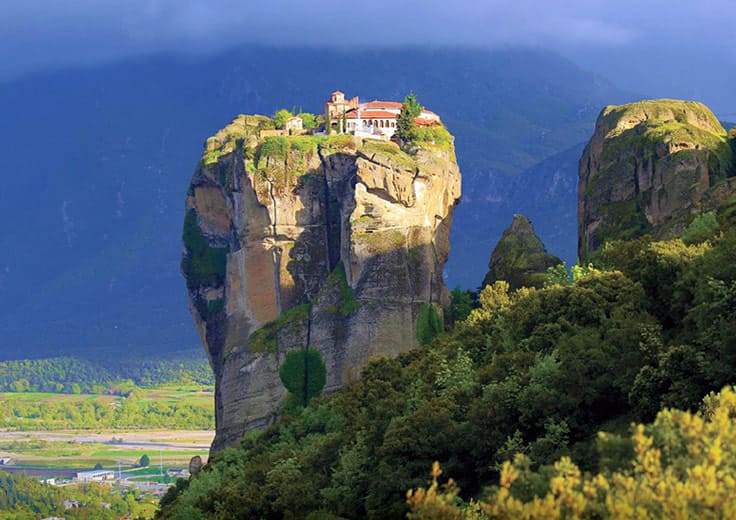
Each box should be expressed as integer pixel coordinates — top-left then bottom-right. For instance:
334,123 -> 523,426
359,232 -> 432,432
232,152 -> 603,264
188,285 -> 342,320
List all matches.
0,392 -> 214,431
0,354 -> 213,394
0,353 -> 215,430
157,201 -> 736,518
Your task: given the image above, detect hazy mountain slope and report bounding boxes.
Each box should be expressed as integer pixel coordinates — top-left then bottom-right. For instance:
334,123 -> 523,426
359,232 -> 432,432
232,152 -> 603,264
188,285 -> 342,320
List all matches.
0,46 -> 631,358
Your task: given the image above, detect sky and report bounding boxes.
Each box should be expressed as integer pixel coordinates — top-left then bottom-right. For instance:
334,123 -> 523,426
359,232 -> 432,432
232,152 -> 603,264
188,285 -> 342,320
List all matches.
1,1 -> 735,115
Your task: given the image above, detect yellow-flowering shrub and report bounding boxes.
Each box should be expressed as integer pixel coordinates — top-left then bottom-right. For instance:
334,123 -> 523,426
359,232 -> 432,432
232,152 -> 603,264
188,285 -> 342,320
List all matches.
407,386 -> 736,519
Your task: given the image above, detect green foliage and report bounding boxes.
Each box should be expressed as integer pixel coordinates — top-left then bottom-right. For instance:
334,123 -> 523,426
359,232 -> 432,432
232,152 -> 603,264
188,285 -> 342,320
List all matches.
248,304 -> 311,353
444,287 -> 477,330
413,125 -> 454,148
0,387 -> 214,431
0,354 -> 213,394
681,211 -> 719,244
256,136 -> 290,165
416,303 -> 444,346
140,453 -> 150,467
279,348 -> 327,407
273,108 -> 293,129
159,230 -> 736,520
0,470 -> 150,518
543,262 -> 570,287
299,112 -> 318,129
181,210 -> 228,289
396,92 -> 422,144
200,114 -> 269,166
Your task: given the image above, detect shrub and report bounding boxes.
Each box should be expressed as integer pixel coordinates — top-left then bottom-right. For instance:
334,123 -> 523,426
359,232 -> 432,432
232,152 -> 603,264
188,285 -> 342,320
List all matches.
279,348 -> 327,407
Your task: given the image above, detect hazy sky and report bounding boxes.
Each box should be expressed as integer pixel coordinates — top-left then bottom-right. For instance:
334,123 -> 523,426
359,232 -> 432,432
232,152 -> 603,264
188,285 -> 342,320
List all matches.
2,1 -> 735,114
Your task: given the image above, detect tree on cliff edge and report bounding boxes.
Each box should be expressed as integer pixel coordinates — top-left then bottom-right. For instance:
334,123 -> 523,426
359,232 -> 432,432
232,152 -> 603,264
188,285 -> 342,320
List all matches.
396,92 -> 422,144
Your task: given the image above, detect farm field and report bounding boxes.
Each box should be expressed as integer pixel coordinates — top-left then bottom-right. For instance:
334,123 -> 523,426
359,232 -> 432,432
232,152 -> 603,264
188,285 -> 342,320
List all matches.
0,384 -> 215,479
0,429 -> 212,475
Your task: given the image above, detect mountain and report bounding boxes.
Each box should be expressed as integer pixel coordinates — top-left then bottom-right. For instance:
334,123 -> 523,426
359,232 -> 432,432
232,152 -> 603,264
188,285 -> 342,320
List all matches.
183,117 -> 460,450
0,46 -> 631,359
578,99 -> 736,258
481,214 -> 561,290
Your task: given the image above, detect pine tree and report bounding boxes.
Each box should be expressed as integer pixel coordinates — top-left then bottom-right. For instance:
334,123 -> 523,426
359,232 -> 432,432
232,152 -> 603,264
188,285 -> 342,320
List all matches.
396,92 -> 422,144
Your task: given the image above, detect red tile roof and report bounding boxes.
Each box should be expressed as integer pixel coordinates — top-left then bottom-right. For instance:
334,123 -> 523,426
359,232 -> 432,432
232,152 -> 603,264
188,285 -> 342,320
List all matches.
362,100 -> 403,109
346,110 -> 398,119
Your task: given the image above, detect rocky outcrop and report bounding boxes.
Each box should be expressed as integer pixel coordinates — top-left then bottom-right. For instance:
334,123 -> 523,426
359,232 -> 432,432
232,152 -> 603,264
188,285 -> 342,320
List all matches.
578,99 -> 736,258
482,214 -> 561,290
182,116 -> 461,451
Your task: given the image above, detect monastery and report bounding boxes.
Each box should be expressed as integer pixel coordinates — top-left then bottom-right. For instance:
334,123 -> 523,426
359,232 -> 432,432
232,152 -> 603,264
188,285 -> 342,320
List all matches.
324,90 -> 441,139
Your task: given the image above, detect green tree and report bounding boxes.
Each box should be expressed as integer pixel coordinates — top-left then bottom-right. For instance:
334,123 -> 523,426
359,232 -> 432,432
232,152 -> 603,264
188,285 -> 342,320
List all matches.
298,112 -> 318,129
444,286 -> 476,329
544,262 -> 570,287
416,303 -> 443,346
273,109 -> 293,129
279,348 -> 327,407
396,92 -> 422,144
139,454 -> 150,467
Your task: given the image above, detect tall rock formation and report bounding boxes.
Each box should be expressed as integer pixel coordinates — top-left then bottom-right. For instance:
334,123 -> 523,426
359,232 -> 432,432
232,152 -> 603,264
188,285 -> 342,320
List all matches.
578,99 -> 736,258
482,214 -> 561,290
182,115 -> 461,451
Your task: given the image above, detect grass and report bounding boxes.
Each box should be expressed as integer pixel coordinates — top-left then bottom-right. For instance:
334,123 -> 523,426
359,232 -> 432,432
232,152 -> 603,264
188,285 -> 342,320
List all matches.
0,437 -> 209,470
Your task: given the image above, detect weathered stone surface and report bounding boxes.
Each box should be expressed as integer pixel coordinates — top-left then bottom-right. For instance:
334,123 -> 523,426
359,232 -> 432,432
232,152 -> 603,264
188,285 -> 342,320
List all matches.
182,119 -> 461,452
482,214 -> 561,290
578,99 -> 735,258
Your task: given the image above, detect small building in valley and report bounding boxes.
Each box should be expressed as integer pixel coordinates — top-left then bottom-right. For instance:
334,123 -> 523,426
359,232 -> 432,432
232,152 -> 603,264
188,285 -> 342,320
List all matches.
75,469 -> 115,483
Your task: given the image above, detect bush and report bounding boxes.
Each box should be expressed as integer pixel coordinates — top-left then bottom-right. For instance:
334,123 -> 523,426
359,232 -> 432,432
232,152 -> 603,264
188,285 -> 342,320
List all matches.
279,348 -> 327,407
273,109 -> 293,129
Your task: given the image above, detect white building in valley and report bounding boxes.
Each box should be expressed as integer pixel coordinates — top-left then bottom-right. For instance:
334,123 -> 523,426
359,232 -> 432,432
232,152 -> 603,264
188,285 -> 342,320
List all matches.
74,469 -> 115,483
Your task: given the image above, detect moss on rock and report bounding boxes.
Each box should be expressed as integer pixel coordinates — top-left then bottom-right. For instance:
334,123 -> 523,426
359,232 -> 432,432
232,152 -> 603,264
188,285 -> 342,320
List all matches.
181,210 -> 228,289
248,303 -> 311,353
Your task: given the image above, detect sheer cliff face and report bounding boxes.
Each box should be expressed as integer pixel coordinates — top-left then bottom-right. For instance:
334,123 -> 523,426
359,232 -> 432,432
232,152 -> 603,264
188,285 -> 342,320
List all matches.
578,100 -> 735,258
182,116 -> 461,451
